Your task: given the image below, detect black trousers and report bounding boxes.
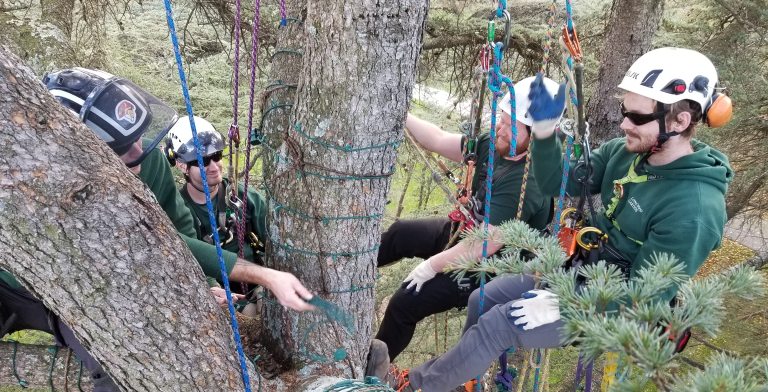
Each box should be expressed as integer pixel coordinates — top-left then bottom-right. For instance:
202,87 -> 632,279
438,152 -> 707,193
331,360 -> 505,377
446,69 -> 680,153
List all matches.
375,218 -> 483,360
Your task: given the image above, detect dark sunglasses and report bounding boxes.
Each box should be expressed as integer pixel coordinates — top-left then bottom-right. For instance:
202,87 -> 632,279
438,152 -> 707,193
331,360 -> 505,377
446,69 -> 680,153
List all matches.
188,151 -> 223,167
620,103 -> 668,126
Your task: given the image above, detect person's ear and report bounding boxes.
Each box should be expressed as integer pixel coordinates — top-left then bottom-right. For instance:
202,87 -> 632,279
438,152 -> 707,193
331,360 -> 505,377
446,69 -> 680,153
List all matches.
673,111 -> 691,132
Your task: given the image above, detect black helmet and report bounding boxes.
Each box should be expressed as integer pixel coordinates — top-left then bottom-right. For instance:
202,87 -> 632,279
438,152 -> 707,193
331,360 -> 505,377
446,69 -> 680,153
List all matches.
43,67 -> 178,167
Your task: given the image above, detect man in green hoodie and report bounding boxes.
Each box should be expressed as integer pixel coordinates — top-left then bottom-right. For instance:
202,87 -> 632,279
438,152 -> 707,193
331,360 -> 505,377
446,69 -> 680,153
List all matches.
165,115 -> 268,301
375,47 -> 734,392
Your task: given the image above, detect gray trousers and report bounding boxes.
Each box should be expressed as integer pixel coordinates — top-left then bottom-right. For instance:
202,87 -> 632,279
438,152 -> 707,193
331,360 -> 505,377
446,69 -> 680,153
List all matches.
0,281 -> 118,391
409,274 -> 564,391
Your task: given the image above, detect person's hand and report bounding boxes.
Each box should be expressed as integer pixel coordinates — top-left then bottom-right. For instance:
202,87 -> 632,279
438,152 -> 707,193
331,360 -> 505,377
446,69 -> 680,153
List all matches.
262,269 -> 315,312
527,73 -> 567,139
210,287 -> 245,308
403,259 -> 439,294
508,290 -> 560,330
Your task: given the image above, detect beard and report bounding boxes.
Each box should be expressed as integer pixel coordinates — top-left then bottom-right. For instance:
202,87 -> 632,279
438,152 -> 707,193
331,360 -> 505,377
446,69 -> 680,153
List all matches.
495,136 -> 529,157
624,131 -> 657,153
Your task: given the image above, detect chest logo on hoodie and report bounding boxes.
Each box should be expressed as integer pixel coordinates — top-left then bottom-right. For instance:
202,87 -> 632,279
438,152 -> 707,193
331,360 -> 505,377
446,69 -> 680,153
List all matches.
628,197 -> 643,213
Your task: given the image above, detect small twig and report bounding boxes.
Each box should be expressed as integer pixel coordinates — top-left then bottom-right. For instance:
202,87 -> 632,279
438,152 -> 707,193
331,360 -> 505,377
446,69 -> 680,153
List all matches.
690,335 -> 738,357
675,355 -> 706,370
736,308 -> 768,321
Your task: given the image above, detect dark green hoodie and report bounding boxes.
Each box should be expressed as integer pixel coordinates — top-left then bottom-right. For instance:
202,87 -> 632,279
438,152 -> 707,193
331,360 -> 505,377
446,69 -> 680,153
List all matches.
137,147 -> 238,280
532,135 -> 733,300
179,178 -> 268,265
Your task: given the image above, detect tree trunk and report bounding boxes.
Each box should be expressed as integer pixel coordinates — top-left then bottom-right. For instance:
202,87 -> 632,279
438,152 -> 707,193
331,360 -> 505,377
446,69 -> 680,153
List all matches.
261,0 -> 428,381
586,0 -> 664,145
0,46 -> 258,391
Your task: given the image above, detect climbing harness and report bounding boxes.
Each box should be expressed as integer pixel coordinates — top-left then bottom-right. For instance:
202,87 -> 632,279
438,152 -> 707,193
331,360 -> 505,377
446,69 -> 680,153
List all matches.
184,182 -> 264,257
603,154 -> 661,246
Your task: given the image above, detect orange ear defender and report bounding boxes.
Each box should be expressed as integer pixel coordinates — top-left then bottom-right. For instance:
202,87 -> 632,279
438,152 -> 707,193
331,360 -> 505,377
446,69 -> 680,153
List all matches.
705,93 -> 733,128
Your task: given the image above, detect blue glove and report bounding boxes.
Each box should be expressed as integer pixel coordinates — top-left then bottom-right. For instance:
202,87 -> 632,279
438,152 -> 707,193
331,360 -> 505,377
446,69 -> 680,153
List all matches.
527,73 -> 567,139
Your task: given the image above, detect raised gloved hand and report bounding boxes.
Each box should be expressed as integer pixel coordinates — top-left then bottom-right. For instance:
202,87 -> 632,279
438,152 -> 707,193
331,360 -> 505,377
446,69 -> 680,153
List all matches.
527,73 -> 567,139
403,259 -> 439,294
508,289 -> 560,330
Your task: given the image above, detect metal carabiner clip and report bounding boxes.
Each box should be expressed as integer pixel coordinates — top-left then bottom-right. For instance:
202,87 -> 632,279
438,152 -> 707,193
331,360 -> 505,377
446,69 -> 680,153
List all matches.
487,9 -> 511,50
499,10 -> 511,52
561,23 -> 583,62
559,207 -> 583,228
227,193 -> 244,212
575,227 -> 607,250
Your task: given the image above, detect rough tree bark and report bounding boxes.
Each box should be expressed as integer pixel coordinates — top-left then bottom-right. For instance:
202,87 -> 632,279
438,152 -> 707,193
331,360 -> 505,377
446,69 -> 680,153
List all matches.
260,0 -> 428,384
586,0 -> 664,145
0,46 -> 259,391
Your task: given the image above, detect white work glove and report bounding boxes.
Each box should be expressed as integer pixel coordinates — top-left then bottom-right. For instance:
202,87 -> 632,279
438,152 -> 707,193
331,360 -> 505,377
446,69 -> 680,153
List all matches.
527,73 -> 567,139
403,259 -> 439,294
508,289 -> 560,330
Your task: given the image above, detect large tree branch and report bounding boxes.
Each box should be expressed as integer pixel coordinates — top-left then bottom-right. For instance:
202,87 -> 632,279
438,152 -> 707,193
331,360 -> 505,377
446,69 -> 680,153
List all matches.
0,45 -> 261,391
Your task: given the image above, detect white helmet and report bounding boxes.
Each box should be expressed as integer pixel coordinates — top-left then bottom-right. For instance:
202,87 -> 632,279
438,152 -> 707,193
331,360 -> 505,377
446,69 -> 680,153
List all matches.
165,116 -> 225,164
618,47 -> 719,113
499,75 -> 561,126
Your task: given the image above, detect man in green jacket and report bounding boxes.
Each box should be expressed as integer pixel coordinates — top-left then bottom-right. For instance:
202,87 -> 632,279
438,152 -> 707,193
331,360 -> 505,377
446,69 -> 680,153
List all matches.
0,67 -> 313,391
371,75 -> 556,368
375,47 -> 734,391
165,115 -> 268,295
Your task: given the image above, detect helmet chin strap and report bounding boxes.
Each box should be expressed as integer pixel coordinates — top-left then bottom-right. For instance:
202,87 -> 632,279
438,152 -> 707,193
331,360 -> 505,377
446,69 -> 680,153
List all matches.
185,171 -> 222,194
651,101 -> 680,153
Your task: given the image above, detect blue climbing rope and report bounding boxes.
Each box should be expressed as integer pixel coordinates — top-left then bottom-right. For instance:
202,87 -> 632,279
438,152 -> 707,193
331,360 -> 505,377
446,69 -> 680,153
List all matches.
161,0 -> 252,390
552,1 -> 580,238
478,43 -> 513,323
496,0 -> 507,17
565,0 -> 574,33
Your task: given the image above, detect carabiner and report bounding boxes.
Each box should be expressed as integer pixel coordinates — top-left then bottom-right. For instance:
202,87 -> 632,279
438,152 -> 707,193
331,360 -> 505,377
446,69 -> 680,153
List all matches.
227,193 -> 244,212
500,10 -> 511,52
488,9 -> 511,51
576,227 -> 607,250
479,44 -> 492,72
561,23 -> 583,62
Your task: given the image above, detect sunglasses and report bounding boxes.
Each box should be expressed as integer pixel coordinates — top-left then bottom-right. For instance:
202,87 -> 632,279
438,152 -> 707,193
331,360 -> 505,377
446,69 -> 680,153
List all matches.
188,151 -> 223,167
620,103 -> 668,126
